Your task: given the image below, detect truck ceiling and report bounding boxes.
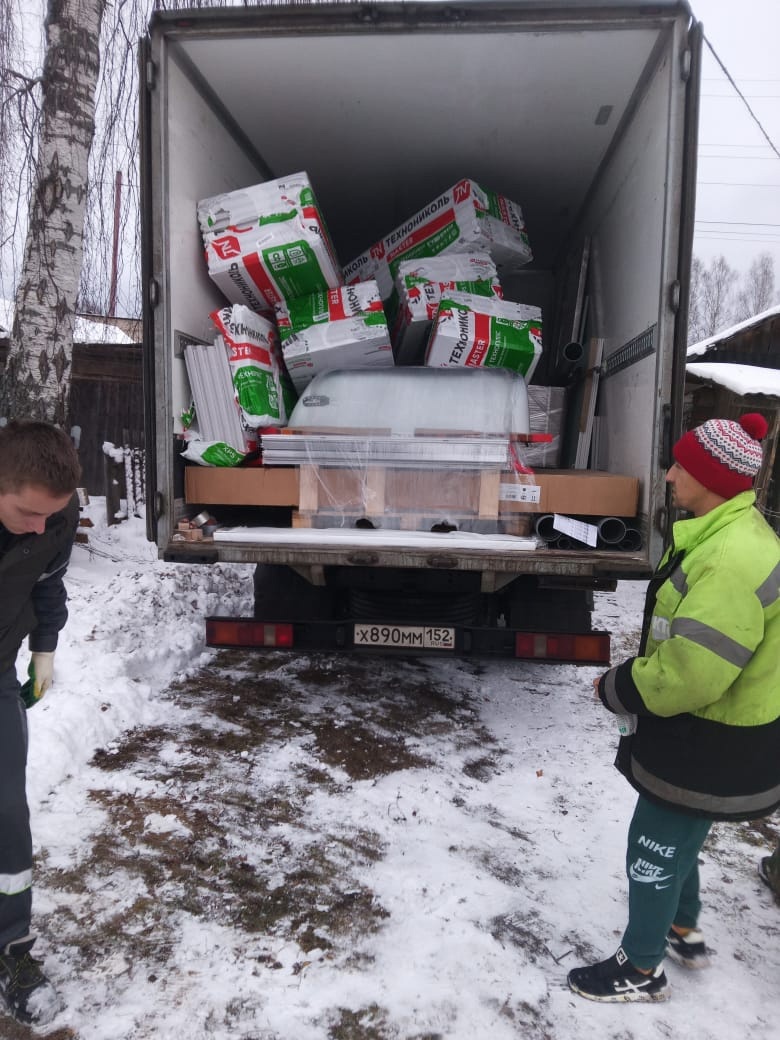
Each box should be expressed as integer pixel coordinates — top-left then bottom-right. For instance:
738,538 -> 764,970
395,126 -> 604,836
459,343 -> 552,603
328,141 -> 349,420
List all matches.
154,1 -> 693,270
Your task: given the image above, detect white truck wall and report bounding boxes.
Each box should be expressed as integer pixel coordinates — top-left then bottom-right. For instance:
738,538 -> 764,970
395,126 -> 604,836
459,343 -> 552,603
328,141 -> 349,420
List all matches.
575,23 -> 688,559
155,48 -> 268,536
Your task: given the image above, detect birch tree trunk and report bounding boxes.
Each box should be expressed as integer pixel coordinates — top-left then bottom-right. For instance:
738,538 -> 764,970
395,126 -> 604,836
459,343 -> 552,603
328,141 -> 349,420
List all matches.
1,0 -> 107,423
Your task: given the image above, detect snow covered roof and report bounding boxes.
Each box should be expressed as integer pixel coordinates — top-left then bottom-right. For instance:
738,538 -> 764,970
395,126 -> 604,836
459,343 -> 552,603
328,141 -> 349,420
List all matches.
687,304 -> 780,359
0,297 -> 136,345
686,361 -> 780,398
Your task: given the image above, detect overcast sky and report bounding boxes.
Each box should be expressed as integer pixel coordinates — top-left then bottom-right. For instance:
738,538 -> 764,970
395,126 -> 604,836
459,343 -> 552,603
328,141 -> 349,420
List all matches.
689,0 -> 780,281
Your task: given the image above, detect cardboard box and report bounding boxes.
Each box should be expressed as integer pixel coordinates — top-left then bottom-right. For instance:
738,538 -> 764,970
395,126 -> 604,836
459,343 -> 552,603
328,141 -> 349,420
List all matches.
184,463 -> 638,520
184,466 -> 300,506
500,470 -> 639,517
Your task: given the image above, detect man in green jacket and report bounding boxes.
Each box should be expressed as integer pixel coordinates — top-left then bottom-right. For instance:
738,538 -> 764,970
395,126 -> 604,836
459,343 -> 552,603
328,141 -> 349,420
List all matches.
568,413 -> 780,1003
0,420 -> 81,1026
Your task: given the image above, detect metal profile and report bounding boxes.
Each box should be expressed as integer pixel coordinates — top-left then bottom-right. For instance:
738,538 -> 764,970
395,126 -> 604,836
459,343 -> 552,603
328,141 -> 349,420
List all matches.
603,325 -> 656,378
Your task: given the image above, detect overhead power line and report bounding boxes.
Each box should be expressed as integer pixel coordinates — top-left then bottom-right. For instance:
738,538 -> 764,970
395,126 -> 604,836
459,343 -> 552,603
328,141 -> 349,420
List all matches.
699,181 -> 780,187
696,220 -> 780,228
703,35 -> 780,161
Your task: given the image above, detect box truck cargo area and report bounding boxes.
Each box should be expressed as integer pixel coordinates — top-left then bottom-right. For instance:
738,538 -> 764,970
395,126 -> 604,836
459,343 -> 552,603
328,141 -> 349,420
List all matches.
141,2 -> 700,661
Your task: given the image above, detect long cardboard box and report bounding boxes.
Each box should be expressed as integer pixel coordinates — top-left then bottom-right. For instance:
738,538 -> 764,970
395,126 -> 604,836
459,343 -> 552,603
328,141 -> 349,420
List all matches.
500,470 -> 639,516
185,466 -> 299,506
185,464 -> 638,519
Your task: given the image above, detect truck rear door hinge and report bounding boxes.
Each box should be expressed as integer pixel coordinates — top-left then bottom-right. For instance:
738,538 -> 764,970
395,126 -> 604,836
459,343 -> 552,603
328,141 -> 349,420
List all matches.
669,280 -> 681,313
148,278 -> 160,309
146,58 -> 156,91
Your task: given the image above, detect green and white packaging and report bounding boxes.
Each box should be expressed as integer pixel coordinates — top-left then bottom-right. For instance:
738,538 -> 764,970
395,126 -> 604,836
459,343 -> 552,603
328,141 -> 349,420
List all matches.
181,440 -> 246,467
343,178 -> 532,306
393,253 -> 502,364
425,292 -> 543,382
211,304 -> 289,427
276,281 -> 393,393
199,173 -> 343,312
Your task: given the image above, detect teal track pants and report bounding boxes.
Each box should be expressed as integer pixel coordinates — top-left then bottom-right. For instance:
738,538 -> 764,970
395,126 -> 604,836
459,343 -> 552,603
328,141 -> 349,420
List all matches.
622,795 -> 713,970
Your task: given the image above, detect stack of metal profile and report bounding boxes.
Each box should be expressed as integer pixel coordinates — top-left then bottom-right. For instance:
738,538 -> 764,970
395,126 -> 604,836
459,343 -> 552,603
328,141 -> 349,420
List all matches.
260,433 -> 511,469
183,337 -> 246,451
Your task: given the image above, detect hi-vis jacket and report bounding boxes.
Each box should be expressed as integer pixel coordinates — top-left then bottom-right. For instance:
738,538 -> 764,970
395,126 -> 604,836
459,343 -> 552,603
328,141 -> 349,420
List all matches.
598,491 -> 780,821
0,495 -> 79,675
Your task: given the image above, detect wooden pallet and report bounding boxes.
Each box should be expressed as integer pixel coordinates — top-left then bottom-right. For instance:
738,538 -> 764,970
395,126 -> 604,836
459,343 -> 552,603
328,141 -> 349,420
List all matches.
291,461 -> 542,536
297,465 -> 504,521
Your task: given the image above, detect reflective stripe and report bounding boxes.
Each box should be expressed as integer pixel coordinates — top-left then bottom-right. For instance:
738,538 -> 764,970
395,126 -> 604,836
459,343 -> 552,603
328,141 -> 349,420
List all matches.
36,561 -> 67,582
0,869 -> 32,895
602,667 -> 623,714
670,617 -> 753,668
669,566 -> 688,597
631,756 -> 780,817
756,561 -> 780,609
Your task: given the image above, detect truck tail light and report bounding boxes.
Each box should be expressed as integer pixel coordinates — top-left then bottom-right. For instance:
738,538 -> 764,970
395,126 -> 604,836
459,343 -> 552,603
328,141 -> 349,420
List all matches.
515,631 -> 610,664
206,618 -> 294,648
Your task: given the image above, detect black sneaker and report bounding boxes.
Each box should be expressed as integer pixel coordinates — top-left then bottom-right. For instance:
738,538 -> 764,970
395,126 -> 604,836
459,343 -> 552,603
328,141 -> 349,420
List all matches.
0,935 -> 61,1025
568,946 -> 669,1002
666,927 -> 710,969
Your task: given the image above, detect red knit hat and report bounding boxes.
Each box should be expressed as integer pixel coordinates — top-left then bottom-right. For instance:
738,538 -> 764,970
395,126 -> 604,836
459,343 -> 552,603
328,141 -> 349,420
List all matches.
673,413 -> 768,499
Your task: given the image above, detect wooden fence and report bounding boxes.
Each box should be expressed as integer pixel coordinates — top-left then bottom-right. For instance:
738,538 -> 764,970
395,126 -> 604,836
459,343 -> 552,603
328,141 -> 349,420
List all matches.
0,341 -> 144,496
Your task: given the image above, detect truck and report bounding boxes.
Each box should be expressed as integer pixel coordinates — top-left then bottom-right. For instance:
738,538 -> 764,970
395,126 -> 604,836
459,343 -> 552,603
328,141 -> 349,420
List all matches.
140,0 -> 701,664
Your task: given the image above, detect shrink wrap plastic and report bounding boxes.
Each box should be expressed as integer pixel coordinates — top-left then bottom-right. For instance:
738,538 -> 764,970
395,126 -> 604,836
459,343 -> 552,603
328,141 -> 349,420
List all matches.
393,253 -> 503,364
264,367 -> 536,534
276,281 -> 393,392
425,292 -> 543,382
198,172 -> 343,313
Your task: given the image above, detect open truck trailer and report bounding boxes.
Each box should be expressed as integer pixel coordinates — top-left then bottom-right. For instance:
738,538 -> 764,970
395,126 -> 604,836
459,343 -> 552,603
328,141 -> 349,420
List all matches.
140,1 -> 701,663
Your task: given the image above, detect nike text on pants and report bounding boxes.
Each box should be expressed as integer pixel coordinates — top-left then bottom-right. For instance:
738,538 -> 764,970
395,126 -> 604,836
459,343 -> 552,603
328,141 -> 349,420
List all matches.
622,794 -> 713,970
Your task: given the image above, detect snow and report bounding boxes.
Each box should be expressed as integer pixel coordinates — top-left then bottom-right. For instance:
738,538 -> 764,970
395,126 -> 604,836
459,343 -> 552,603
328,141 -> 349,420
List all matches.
0,297 -> 135,344
686,304 -> 780,358
686,361 -> 780,398
16,501 -> 780,1038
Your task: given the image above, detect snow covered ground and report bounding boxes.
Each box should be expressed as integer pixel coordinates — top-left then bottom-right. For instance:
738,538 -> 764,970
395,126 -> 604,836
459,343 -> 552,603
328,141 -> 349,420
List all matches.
13,501 -> 780,1039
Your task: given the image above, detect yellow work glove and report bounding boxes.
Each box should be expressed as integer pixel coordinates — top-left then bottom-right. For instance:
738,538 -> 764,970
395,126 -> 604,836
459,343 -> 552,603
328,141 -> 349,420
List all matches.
20,651 -> 56,708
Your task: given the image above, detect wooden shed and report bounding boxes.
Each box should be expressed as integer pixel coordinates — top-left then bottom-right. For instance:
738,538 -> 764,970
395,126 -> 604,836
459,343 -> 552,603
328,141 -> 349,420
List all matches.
0,323 -> 143,494
685,305 -> 780,533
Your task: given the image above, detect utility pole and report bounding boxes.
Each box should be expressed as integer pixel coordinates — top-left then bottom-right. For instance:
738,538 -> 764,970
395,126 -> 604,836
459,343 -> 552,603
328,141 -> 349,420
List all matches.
108,169 -> 122,316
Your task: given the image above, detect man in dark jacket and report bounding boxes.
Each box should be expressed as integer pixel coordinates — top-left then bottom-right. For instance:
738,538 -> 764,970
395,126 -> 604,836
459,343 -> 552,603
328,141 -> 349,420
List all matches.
0,420 -> 81,1026
567,413 -> 780,1003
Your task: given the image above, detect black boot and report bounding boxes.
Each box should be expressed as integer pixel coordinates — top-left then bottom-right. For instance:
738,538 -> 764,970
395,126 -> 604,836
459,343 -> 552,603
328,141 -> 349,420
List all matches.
0,934 -> 62,1025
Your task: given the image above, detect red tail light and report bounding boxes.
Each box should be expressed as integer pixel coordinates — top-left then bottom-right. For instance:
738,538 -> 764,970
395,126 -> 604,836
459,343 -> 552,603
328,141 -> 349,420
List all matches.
206,618 -> 294,648
515,631 -> 610,664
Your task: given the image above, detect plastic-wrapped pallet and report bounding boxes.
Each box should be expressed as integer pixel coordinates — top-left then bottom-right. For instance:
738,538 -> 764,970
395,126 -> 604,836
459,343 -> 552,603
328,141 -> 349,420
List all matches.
524,385 -> 566,467
198,172 -> 342,313
425,292 -> 542,382
392,253 -> 503,365
276,281 -> 393,393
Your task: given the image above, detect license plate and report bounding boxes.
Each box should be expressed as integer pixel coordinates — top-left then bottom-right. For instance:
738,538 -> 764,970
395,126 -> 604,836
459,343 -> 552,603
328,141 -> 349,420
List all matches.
353,623 -> 456,651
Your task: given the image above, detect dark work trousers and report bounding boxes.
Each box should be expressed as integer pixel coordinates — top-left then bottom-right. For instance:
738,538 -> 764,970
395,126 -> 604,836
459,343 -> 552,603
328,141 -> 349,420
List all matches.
0,667 -> 33,949
621,794 -> 713,970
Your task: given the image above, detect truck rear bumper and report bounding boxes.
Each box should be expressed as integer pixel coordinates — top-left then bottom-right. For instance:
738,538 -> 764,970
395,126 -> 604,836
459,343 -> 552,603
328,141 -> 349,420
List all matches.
205,616 -> 611,665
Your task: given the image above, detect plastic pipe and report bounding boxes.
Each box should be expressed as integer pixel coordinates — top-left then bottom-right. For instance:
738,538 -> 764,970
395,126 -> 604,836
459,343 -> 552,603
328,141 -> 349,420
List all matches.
535,514 -> 558,542
619,526 -> 643,552
597,516 -> 627,545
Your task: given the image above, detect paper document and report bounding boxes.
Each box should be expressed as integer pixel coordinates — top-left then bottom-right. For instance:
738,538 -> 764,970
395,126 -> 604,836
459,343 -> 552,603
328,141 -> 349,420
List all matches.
553,514 -> 598,547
